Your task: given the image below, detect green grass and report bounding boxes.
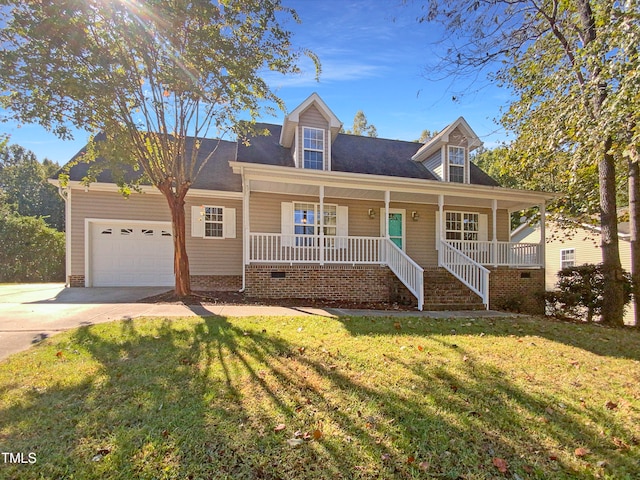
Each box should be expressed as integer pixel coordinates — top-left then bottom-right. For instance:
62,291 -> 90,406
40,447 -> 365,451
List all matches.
0,314 -> 639,479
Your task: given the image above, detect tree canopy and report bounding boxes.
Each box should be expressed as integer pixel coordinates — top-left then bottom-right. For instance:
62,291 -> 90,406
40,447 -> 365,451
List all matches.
420,0 -> 639,326
343,110 -> 378,137
0,0 -> 317,296
0,144 -> 64,231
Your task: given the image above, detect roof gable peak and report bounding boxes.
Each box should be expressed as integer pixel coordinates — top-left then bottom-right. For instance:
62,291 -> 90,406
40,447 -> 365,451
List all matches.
279,92 -> 343,147
411,116 -> 482,162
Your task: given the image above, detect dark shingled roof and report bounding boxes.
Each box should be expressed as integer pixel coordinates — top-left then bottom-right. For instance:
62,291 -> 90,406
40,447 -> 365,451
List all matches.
60,123 -> 500,190
236,124 -> 294,167
238,123 -> 500,187
62,135 -> 241,192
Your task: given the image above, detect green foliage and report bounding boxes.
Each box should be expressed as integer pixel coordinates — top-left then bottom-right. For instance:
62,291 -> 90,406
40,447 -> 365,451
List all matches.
546,264 -> 632,323
0,205 -> 65,282
414,129 -> 438,143
343,110 -> 378,137
0,144 -> 64,231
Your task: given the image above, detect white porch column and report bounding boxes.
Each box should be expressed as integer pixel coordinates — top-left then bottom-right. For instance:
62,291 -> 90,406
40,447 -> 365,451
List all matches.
492,199 -> 498,267
539,202 -> 546,267
319,185 -> 325,266
241,176 -> 250,292
384,190 -> 390,238
243,178 -> 250,266
438,195 -> 444,266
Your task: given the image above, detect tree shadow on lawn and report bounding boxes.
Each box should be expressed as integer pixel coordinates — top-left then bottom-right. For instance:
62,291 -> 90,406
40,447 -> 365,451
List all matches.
0,315 -> 638,479
336,313 -> 640,361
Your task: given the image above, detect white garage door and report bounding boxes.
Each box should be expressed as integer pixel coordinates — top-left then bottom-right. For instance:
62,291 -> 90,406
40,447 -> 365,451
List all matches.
91,222 -> 174,287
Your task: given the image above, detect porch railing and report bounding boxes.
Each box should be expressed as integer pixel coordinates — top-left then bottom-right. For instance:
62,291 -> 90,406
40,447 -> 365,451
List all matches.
445,241 -> 541,267
382,238 -> 424,311
439,241 -> 489,308
248,233 -> 383,264
248,233 -> 424,310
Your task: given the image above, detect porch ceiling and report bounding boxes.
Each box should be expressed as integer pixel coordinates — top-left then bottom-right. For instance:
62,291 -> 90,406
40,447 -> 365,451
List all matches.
236,163 -> 558,211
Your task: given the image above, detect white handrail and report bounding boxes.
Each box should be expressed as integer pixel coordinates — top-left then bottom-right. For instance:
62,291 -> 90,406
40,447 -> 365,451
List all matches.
445,241 -> 541,267
382,239 -> 424,311
249,233 -> 383,264
439,241 -> 489,308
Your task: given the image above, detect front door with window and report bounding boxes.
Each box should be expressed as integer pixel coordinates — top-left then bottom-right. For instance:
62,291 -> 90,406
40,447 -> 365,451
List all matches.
389,213 -> 403,249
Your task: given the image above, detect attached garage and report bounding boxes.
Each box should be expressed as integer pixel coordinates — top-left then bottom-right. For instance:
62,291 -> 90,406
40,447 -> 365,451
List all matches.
88,220 -> 174,287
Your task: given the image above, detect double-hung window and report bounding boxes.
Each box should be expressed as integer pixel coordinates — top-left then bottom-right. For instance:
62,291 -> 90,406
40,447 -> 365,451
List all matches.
303,127 -> 325,170
448,146 -> 466,183
445,211 -> 479,241
191,205 -> 236,239
293,202 -> 337,245
560,249 -> 575,270
204,206 -> 224,238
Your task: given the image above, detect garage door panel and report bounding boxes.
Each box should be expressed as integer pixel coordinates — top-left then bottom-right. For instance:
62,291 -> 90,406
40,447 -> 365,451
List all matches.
91,222 -> 174,287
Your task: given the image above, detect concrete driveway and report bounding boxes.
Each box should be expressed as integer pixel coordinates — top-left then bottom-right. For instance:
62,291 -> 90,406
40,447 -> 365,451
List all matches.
0,284 -> 325,362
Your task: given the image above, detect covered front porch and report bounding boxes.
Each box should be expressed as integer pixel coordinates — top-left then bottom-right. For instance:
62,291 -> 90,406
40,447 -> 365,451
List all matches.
231,162 -> 553,311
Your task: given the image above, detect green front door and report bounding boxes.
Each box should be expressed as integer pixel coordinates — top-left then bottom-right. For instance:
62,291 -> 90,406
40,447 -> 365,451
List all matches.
388,213 -> 403,249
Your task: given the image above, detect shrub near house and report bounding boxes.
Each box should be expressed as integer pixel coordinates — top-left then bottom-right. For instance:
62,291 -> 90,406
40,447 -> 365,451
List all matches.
0,208 -> 64,282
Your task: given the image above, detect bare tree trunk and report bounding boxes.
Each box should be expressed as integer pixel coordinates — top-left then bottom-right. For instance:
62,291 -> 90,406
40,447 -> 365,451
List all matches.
629,155 -> 640,327
159,183 -> 191,298
599,138 -> 625,326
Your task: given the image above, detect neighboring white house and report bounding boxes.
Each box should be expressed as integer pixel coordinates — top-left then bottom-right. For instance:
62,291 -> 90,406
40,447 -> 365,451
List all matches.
513,220 -> 635,324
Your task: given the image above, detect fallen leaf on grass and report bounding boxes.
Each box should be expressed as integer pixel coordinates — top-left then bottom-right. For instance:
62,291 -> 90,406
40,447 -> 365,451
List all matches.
56,351 -> 63,358
407,455 -> 415,464
286,438 -> 304,447
274,423 -> 286,432
492,457 -> 508,473
393,322 -> 402,330
605,400 -> 618,410
313,429 -> 323,440
417,345 -> 424,351
574,447 -> 590,457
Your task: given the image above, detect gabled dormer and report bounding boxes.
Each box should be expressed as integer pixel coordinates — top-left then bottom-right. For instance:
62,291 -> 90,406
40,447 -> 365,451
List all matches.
279,93 -> 342,171
411,117 -> 482,184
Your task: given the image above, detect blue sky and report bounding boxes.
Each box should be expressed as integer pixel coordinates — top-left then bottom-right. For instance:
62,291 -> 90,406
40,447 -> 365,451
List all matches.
1,0 -> 511,165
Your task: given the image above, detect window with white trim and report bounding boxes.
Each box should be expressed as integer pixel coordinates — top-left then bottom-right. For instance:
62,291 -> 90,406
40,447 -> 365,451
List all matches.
303,127 -> 325,170
294,202 -> 337,235
448,146 -> 466,183
204,206 -> 224,238
560,248 -> 575,270
445,211 -> 478,240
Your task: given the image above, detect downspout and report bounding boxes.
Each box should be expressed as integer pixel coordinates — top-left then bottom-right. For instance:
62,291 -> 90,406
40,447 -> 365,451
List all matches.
55,183 -> 71,287
239,172 -> 249,292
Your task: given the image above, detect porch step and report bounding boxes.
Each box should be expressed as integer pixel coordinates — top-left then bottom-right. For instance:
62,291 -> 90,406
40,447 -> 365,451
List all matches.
422,268 -> 485,310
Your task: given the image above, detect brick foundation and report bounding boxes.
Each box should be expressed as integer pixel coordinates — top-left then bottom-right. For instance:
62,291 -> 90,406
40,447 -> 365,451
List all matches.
489,267 -> 545,315
191,275 -> 242,291
68,275 -> 85,287
245,264 -> 394,303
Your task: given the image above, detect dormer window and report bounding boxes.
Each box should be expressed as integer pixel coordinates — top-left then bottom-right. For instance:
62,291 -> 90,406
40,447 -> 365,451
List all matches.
303,127 -> 325,170
448,146 -> 466,183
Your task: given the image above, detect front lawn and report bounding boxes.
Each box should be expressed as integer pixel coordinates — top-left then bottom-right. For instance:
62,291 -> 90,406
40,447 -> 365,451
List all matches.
0,314 -> 638,479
